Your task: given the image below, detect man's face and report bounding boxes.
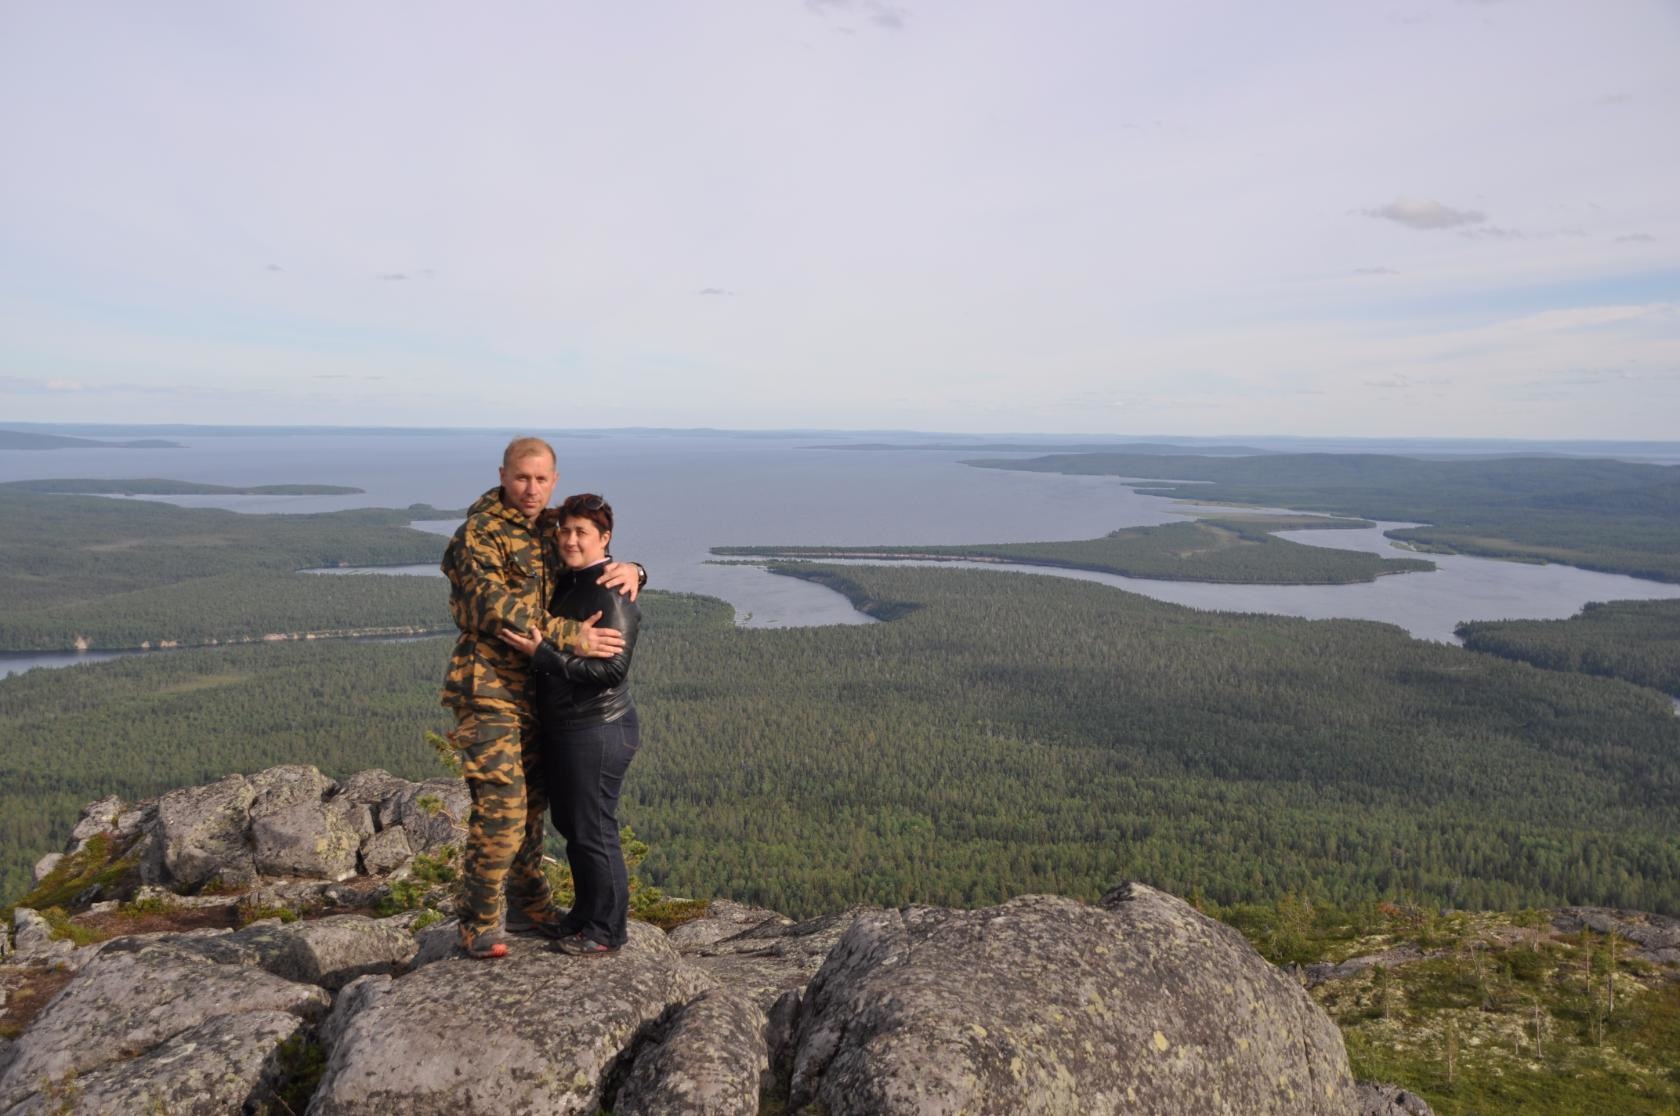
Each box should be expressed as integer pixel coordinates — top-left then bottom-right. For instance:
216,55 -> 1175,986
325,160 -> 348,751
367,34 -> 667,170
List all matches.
498,452 -> 557,521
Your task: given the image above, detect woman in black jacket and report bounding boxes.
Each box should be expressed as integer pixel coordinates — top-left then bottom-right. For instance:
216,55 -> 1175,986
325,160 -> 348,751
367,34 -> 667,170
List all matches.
500,492 -> 640,954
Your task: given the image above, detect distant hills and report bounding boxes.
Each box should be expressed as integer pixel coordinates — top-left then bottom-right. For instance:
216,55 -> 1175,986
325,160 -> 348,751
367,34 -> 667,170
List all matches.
975,450 -> 1680,583
808,441 -> 1271,455
0,478 -> 362,496
0,430 -> 180,451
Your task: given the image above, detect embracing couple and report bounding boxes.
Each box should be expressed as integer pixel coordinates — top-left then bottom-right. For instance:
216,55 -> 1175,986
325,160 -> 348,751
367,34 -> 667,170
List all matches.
439,435 -> 644,959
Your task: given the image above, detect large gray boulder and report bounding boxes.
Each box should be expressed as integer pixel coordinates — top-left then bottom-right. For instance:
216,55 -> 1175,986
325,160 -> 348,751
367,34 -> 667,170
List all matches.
338,769 -> 416,817
380,778 -> 471,856
64,794 -> 128,855
0,939 -> 328,1109
308,922 -> 712,1115
358,825 -> 413,874
7,909 -> 74,969
171,914 -> 417,990
318,973 -> 394,1053
9,909 -> 56,956
786,884 -> 1357,1115
248,766 -> 363,880
614,987 -> 768,1116
675,906 -> 871,1013
144,773 -> 259,890
666,898 -> 792,950
2,1011 -> 304,1116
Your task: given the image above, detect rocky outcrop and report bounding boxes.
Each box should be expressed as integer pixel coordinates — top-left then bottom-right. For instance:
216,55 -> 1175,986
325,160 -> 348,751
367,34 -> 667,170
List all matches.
1355,1081 -> 1435,1115
368,777 -> 472,857
171,913 -> 417,990
3,1011 -> 305,1116
147,773 -> 261,890
29,855 -> 61,885
0,938 -> 329,1110
5,768 -> 1426,1114
614,987 -> 769,1116
786,884 -> 1356,1115
248,766 -> 366,881
1302,943 -> 1440,988
672,903 -> 870,1013
309,922 -> 712,1115
1552,907 -> 1680,966
37,765 -> 468,908
666,898 -> 792,950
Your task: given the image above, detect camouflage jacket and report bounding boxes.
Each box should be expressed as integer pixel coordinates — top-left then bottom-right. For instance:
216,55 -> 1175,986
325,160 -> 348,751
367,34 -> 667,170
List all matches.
439,487 -> 583,709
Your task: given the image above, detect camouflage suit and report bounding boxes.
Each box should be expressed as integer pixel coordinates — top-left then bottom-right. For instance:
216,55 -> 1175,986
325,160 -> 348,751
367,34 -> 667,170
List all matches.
440,487 -> 586,941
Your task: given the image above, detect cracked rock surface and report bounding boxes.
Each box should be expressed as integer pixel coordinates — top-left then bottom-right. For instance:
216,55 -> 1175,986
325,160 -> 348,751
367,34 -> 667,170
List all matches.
786,883 -> 1356,1116
0,940 -> 328,1110
308,922 -> 713,1115
614,986 -> 769,1116
2,1011 -> 304,1116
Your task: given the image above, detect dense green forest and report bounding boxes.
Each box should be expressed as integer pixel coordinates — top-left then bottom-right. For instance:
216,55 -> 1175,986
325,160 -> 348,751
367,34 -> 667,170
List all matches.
4,569 -> 1676,919
1458,599 -> 1680,698
0,573 -> 449,649
973,452 -> 1680,582
717,514 -> 1432,584
0,487 -> 454,648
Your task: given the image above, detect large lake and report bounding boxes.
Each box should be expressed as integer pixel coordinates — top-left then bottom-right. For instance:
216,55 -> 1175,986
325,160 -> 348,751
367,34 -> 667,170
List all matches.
3,430 -> 1678,676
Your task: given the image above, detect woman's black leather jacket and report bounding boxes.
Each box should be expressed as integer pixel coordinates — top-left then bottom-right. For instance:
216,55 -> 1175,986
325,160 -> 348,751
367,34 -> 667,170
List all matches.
532,562 -> 639,729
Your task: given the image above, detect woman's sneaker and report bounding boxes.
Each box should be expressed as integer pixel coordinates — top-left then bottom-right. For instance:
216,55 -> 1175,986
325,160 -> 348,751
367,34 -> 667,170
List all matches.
554,933 -> 618,956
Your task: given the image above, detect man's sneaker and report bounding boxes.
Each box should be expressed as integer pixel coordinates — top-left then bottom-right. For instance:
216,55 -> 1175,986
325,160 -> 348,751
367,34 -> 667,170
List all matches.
460,928 -> 512,959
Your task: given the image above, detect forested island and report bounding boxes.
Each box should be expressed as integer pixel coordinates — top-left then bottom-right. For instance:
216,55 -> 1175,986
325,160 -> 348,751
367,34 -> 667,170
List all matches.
0,486 -> 453,650
971,451 -> 1680,582
717,513 -> 1433,584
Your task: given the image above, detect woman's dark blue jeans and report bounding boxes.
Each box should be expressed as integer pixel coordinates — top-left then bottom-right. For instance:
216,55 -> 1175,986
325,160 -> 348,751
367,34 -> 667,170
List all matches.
546,707 -> 639,948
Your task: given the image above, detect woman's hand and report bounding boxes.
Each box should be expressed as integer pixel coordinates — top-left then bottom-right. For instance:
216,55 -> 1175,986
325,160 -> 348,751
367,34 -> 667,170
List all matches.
497,625 -> 544,656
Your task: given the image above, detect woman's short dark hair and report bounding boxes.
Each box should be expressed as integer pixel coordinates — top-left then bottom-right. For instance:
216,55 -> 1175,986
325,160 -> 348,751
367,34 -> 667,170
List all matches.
558,492 -> 613,535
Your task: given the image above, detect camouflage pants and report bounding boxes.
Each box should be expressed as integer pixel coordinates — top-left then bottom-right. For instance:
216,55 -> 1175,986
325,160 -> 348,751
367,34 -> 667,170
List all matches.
450,702 -> 552,939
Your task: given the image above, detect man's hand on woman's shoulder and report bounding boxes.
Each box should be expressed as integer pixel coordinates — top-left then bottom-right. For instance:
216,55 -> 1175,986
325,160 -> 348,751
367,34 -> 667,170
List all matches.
597,561 -> 645,601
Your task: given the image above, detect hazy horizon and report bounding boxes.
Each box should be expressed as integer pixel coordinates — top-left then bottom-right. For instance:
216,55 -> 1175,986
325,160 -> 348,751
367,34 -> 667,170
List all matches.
7,419 -> 1680,452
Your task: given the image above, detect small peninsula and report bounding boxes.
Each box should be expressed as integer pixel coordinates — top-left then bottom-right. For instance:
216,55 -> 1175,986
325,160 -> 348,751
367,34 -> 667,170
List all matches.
715,514 -> 1433,585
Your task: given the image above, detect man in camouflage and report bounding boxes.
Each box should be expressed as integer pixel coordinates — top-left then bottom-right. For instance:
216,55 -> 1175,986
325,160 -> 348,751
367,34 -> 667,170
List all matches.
441,435 -> 644,958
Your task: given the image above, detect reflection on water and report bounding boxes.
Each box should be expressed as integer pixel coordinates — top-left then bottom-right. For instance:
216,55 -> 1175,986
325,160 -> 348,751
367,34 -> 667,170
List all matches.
1,651 -> 125,680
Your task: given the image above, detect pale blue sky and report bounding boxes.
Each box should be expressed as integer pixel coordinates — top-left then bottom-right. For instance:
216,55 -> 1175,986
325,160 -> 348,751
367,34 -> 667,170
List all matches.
2,1 -> 1676,436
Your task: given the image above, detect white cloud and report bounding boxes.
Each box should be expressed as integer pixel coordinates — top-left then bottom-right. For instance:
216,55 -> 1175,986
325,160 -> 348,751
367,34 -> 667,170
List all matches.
1361,199 -> 1487,231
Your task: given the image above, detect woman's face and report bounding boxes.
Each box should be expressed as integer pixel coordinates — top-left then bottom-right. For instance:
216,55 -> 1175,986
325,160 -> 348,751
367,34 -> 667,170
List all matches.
557,515 -> 611,569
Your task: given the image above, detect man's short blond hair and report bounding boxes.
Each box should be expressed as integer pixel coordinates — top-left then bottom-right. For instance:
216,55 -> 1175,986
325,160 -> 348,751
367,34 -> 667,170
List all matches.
502,436 -> 557,468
